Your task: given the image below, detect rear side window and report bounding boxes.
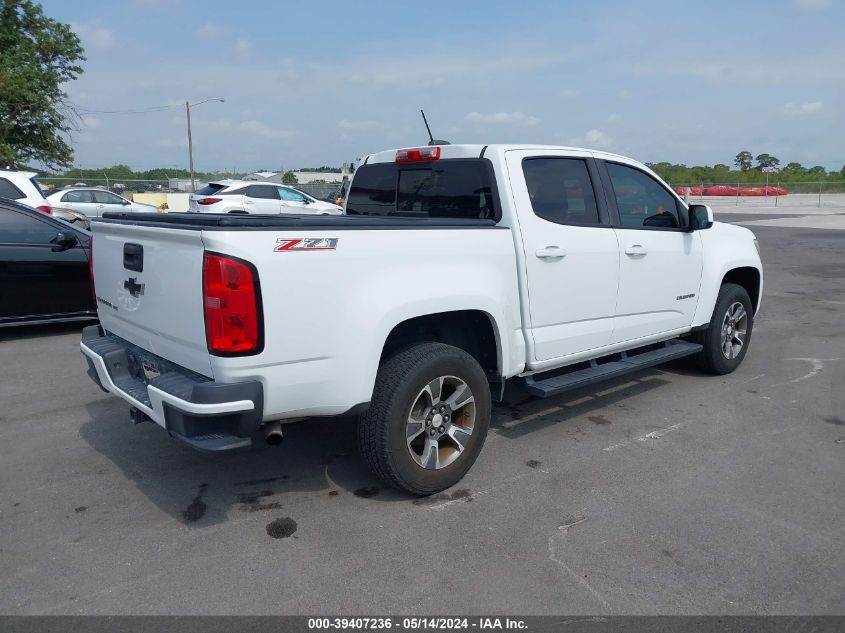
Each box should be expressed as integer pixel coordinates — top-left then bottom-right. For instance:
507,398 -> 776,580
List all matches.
62,190 -> 94,203
606,163 -> 682,229
345,164 -> 395,215
347,160 -> 498,220
522,158 -> 600,226
0,178 -> 25,200
195,183 -> 226,195
247,185 -> 279,199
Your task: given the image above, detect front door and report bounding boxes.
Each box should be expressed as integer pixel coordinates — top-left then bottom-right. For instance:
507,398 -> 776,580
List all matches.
277,186 -> 312,214
506,150 -> 620,362
599,160 -> 703,343
92,190 -> 129,216
0,208 -> 91,319
59,189 -> 99,217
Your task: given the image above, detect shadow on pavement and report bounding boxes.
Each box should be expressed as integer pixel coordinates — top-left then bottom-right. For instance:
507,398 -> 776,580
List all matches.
0,321 -> 95,342
80,398 -> 399,528
79,362 -> 703,527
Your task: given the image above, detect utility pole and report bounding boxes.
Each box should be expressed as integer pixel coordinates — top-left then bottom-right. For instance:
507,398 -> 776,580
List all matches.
186,101 -> 194,191
184,98 -> 224,192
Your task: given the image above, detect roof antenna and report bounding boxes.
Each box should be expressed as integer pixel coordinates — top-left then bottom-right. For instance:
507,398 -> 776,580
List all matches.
420,109 -> 450,146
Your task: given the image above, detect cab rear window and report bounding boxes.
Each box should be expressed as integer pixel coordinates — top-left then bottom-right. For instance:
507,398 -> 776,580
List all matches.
346,159 -> 499,221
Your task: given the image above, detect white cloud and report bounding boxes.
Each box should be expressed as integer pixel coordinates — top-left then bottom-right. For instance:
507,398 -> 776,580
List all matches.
783,101 -> 824,115
568,129 -> 615,150
465,111 -> 541,126
607,114 -> 622,124
233,38 -> 253,59
618,89 -> 633,99
195,23 -> 222,39
560,88 -> 579,99
634,56 -> 845,84
71,23 -> 115,50
794,0 -> 831,9
337,119 -> 379,130
82,116 -> 102,129
239,120 -> 295,139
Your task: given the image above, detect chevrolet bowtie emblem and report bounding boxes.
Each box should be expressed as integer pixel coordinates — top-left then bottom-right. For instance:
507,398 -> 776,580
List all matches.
124,277 -> 145,297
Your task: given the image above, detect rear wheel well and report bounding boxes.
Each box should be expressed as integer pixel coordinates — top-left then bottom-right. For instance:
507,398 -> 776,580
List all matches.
722,267 -> 760,313
381,311 -> 499,377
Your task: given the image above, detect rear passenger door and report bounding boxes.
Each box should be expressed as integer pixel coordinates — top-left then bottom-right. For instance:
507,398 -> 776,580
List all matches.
59,189 -> 98,216
597,160 -> 703,343
244,185 -> 282,214
506,150 -> 620,362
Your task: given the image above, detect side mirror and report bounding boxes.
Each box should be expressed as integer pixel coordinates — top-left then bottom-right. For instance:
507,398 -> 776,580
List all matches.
688,204 -> 714,231
302,198 -> 311,204
51,231 -> 78,251
122,200 -> 131,205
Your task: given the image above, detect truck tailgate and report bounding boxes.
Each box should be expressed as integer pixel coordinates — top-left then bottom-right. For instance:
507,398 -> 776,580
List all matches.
92,221 -> 213,377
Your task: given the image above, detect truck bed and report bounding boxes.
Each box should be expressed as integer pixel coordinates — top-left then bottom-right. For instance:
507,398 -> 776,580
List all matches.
99,211 -> 502,230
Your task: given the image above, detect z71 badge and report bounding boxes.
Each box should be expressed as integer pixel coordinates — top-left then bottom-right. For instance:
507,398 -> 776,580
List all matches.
274,238 -> 338,252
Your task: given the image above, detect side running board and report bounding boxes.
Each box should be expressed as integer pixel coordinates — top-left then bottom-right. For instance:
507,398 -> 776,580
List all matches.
522,339 -> 702,398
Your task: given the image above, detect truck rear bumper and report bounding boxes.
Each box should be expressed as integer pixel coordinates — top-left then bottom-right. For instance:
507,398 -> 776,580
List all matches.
80,325 -> 263,451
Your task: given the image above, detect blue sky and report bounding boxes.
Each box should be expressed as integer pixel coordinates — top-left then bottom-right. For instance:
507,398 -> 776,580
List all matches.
43,0 -> 844,171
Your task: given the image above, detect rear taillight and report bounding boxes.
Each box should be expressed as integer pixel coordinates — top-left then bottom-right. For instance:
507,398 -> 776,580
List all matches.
197,197 -> 222,206
88,238 -> 96,305
202,252 -> 262,355
396,146 -> 441,163
36,205 -> 53,214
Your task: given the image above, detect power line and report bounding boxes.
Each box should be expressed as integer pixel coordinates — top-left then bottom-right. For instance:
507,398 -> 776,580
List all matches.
77,104 -> 176,115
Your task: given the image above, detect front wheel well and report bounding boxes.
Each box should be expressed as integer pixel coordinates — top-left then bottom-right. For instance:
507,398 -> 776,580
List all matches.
722,267 -> 760,313
381,310 -> 500,377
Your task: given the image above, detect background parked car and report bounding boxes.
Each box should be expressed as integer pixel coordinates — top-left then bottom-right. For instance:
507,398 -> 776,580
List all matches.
46,187 -> 158,217
188,180 -> 343,215
0,168 -> 52,212
0,198 -> 96,327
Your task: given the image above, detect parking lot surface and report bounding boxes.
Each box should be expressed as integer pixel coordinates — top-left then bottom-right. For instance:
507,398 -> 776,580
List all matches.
1,212 -> 843,615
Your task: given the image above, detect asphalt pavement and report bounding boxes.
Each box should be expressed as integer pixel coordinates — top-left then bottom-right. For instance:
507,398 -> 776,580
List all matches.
1,219 -> 843,615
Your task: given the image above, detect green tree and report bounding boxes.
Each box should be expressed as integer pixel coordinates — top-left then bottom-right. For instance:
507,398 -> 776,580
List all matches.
282,171 -> 298,184
807,165 -> 826,176
734,151 -> 753,171
0,1 -> 85,169
755,153 -> 780,170
783,162 -> 805,173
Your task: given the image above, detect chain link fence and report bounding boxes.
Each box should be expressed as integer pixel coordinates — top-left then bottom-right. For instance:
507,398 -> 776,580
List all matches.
39,177 -> 345,203
39,177 -> 173,195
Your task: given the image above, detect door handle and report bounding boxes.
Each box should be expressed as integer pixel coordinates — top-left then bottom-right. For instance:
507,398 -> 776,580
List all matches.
535,246 -> 567,259
625,245 -> 648,257
244,199 -> 254,204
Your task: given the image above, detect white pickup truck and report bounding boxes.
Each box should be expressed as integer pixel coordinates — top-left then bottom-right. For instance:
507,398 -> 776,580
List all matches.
81,144 -> 762,495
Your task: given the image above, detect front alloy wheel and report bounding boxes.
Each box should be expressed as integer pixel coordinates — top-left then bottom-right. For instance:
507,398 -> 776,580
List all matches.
720,301 -> 748,360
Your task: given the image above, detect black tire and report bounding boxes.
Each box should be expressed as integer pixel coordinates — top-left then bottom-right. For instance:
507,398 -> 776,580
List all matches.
357,342 -> 491,496
690,283 -> 754,375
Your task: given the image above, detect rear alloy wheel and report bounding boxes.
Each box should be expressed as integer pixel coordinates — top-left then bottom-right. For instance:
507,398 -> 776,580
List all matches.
690,283 -> 754,375
358,342 -> 491,495
406,375 -> 476,471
